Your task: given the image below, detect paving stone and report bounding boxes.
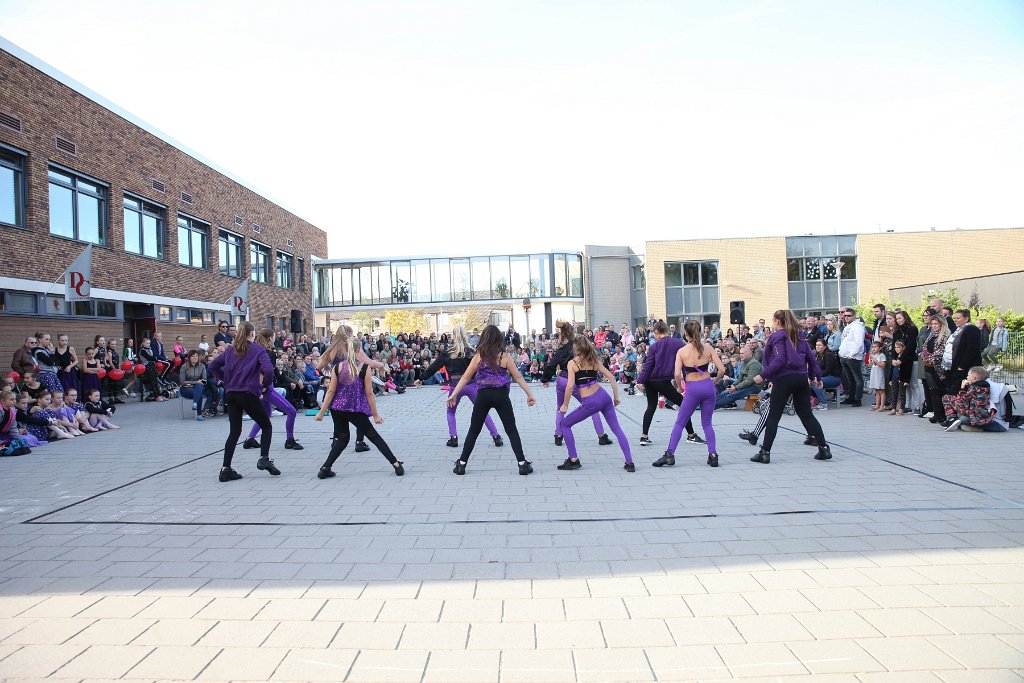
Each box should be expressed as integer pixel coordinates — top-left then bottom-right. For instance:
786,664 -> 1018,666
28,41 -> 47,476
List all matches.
198,645 -> 290,680
52,644 -> 154,679
644,645 -> 731,681
572,647 -> 655,681
125,644 -> 222,679
273,648 -> 359,681
346,649 -> 429,682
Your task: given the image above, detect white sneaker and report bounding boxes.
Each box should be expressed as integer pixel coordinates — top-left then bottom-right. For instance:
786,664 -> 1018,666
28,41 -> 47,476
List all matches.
923,412 -> 934,419
944,419 -> 962,432
814,403 -> 828,411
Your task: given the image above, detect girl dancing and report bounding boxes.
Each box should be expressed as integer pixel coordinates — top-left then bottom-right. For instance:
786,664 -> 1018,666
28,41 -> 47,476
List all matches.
636,320 -> 704,448
541,321 -> 611,447
243,328 -> 304,451
448,325 -> 536,476
314,337 -> 403,478
558,336 -> 635,472
318,325 -> 385,452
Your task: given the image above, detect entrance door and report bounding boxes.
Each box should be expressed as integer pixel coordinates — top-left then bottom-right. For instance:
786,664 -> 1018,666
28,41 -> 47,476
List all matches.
131,317 -> 156,346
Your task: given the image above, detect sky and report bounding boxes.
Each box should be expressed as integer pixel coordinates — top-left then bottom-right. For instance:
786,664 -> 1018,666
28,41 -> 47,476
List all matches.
1,0 -> 1022,258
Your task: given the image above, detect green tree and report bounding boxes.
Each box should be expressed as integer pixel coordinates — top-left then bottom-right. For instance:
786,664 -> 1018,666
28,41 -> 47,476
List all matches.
383,309 -> 427,335
347,311 -> 376,334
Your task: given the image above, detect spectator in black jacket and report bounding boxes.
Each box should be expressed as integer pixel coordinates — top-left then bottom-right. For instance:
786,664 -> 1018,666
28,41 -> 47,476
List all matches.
941,309 -> 982,425
504,325 -> 521,350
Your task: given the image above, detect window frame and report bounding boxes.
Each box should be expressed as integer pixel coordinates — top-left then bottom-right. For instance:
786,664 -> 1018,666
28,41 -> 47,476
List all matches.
177,212 -> 210,270
218,228 -> 245,278
276,250 -> 294,289
663,259 -> 721,324
250,240 -> 272,284
0,142 -> 27,229
47,163 -> 109,245
123,193 -> 167,260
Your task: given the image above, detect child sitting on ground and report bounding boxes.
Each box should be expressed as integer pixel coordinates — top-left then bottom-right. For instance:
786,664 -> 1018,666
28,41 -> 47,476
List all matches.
0,391 -> 33,456
62,388 -> 99,433
14,394 -> 49,446
50,391 -> 85,436
30,390 -> 75,440
943,367 -> 1004,432
84,388 -> 120,429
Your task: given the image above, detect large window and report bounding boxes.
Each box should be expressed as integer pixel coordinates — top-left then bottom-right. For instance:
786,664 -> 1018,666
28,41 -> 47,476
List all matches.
632,264 -> 645,290
510,256 -> 530,297
490,256 -> 511,299
48,166 -> 107,245
0,145 -> 26,228
123,196 -> 165,259
529,254 -> 549,297
250,242 -> 271,283
471,257 -> 490,300
276,251 -> 294,289
786,235 -> 857,314
218,229 -> 244,277
177,215 -> 209,269
391,261 -> 410,303
297,257 -> 305,292
664,260 -> 720,324
451,259 -> 470,301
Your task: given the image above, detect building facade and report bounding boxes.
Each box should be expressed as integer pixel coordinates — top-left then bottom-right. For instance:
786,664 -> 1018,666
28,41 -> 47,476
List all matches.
0,39 -> 327,355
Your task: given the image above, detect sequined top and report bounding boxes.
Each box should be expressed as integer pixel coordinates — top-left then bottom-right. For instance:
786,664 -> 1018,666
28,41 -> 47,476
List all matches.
329,360 -> 372,415
475,354 -> 510,388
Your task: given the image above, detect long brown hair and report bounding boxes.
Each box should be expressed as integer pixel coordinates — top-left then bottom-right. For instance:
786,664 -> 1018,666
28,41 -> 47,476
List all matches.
257,328 -> 275,348
233,321 -> 255,357
572,336 -> 601,369
774,309 -> 800,347
557,320 -> 575,346
683,319 -> 703,355
476,325 -> 503,368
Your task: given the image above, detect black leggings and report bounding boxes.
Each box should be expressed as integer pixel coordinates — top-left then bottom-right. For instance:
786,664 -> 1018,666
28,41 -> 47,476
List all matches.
761,373 -> 827,453
224,391 -> 271,468
642,379 -> 695,436
324,410 -> 397,469
460,386 -> 526,463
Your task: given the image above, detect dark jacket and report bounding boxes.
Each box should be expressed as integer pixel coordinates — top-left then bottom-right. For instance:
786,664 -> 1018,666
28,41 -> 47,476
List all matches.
950,323 -> 982,372
541,343 -> 574,383
504,330 -> 521,350
761,330 -> 821,382
817,349 -> 840,378
422,350 -> 473,381
637,337 -> 684,384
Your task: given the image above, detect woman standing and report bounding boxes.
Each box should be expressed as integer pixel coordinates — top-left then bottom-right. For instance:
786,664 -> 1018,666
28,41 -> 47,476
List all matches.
243,329 -> 304,451
314,337 -> 403,479
825,318 -> 842,352
53,334 -> 79,394
447,325 -> 537,476
541,321 -> 611,447
416,325 -> 502,448
207,321 -> 279,482
652,320 -> 725,468
750,310 -> 831,464
32,332 -> 63,393
122,338 -> 139,398
318,326 -> 386,452
557,336 -> 635,472
636,321 -> 704,449
921,315 -> 951,423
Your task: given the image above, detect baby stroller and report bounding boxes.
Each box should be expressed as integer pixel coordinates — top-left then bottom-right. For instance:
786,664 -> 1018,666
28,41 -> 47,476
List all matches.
752,390 -> 796,416
146,360 -> 180,399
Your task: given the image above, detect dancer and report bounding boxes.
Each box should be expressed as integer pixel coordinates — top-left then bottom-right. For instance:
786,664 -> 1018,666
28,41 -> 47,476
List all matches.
416,325 -> 503,448
448,325 -> 536,476
541,321 -> 612,447
749,310 -> 832,464
737,393 -> 819,450
557,336 -> 635,472
318,326 -> 385,452
242,329 -> 304,451
207,321 -> 280,482
636,320 -> 704,448
652,320 -> 725,468
314,336 -> 403,478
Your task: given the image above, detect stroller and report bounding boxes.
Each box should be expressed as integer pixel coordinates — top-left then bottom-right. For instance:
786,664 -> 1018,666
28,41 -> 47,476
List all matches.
752,389 -> 796,416
143,360 -> 180,400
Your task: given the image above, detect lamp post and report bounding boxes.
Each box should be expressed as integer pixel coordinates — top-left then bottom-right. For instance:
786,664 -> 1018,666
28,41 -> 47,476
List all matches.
522,298 -> 532,343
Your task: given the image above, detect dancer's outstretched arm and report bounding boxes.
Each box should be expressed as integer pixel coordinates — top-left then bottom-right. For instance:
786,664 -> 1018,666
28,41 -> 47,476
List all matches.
446,356 -> 480,407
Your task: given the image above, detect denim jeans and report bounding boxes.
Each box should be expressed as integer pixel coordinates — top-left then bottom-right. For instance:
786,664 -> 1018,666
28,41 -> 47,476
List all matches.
811,375 -> 841,404
180,384 -> 215,413
714,384 -> 757,409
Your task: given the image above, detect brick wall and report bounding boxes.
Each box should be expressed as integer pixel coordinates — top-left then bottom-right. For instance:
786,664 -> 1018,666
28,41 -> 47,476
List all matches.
0,47 -> 328,360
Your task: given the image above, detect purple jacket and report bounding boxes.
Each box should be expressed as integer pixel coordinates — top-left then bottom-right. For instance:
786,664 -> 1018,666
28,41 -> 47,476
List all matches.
761,329 -> 821,383
208,343 -> 274,397
637,337 -> 683,384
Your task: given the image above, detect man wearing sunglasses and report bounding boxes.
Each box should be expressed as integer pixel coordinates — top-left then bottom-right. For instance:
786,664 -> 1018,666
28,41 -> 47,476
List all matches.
214,323 -> 234,349
838,307 -> 866,406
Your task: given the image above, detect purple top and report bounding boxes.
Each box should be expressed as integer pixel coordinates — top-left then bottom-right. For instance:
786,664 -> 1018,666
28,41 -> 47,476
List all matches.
636,337 -> 683,384
475,355 -> 510,388
329,360 -> 372,415
760,329 -> 821,383
208,343 -> 274,397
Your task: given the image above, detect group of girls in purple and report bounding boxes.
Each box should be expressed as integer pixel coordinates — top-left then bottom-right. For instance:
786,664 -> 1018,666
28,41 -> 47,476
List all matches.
1,385 -> 119,456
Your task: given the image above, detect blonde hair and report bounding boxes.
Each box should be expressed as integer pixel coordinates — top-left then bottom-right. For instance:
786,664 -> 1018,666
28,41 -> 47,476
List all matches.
325,324 -> 355,364
337,337 -> 359,380
233,321 -> 255,357
449,325 -> 470,358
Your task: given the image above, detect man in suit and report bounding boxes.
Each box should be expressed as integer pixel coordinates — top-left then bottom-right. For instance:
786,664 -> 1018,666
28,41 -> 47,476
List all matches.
941,308 -> 982,425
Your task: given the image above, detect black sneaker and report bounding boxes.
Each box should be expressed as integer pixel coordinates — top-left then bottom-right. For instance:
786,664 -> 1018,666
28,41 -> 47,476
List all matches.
664,403 -> 676,410
492,435 -> 503,447
750,448 -> 770,464
219,467 -> 243,482
393,461 -> 405,476
446,436 -> 459,448
318,467 -> 336,479
624,462 -> 636,472
453,460 -> 467,475
687,433 -> 706,444
354,441 -> 371,453
652,451 -> 675,467
257,457 -> 281,475
285,438 -> 304,450
803,435 -> 817,446
707,453 -> 719,468
242,437 -> 259,449
554,435 -> 564,446
518,460 -> 534,475
598,434 -> 613,445
639,436 -> 652,447
738,430 -> 758,446
556,458 -> 582,470
814,446 -> 833,460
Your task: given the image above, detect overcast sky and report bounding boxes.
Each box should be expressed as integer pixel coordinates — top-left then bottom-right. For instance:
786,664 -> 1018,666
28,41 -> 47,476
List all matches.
2,0 -> 1022,258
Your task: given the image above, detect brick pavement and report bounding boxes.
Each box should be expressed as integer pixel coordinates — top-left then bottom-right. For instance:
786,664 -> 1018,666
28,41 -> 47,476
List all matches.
1,385 -> 1022,681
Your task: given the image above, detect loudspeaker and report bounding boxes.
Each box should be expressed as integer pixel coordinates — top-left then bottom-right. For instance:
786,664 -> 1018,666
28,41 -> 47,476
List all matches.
289,309 -> 302,333
729,301 -> 745,325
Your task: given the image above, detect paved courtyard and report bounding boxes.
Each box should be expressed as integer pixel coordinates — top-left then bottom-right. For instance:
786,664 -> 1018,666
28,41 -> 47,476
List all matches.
1,384 -> 1022,682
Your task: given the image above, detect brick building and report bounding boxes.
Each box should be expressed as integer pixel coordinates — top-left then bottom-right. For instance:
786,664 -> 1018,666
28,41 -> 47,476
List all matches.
0,38 -> 327,359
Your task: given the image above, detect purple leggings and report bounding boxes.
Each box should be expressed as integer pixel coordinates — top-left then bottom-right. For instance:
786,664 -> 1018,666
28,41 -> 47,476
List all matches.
562,387 -> 632,462
667,378 -> 717,455
249,389 -> 295,440
448,382 -> 498,437
555,374 -> 604,437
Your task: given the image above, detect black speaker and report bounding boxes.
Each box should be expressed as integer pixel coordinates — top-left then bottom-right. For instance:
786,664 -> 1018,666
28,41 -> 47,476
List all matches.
729,301 -> 745,325
289,309 -> 302,333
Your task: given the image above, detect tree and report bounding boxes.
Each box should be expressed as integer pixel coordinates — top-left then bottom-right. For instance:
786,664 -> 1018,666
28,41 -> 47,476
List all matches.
383,309 -> 427,335
347,311 -> 376,334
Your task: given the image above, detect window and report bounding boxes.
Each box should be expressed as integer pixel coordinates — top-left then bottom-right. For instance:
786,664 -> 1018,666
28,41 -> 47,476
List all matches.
0,291 -> 37,313
471,257 -> 490,300
177,214 -> 209,269
276,251 -> 293,289
123,196 -> 165,258
297,257 -> 305,292
218,229 -> 244,277
48,165 -> 107,244
0,145 -> 26,228
632,264 -> 646,290
664,260 -> 720,324
158,306 -> 172,322
786,236 -> 858,312
250,242 -> 271,283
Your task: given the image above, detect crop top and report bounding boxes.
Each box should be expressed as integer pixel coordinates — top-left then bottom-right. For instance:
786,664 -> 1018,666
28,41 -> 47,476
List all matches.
681,362 -> 710,374
574,368 -> 599,385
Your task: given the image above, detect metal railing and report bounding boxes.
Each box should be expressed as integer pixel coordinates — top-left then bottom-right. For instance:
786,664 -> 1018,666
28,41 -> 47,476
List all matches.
990,330 -> 1023,387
